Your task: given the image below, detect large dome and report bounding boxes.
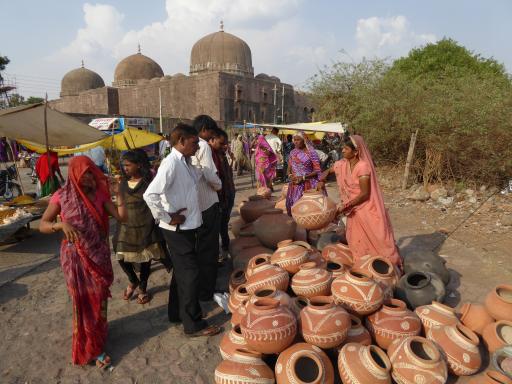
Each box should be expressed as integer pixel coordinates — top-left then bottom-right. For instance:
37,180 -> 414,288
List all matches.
60,66 -> 104,97
113,52 -> 164,87
190,29 -> 253,77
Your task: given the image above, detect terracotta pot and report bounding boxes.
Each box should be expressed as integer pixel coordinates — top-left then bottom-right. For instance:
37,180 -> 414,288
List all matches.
468,370 -> 512,384
403,249 -> 451,285
231,299 -> 248,327
483,321 -> 512,354
460,302 -> 495,335
271,240 -> 310,274
395,271 -> 446,310
338,343 -> 392,384
241,298 -> 297,354
219,325 -> 248,360
238,222 -> 255,237
253,209 -> 297,249
230,217 -> 246,238
322,243 -> 353,267
343,315 -> 372,346
352,256 -> 400,300
366,299 -> 422,350
246,254 -> 272,278
214,348 -> 275,384
256,186 -> 272,199
387,336 -> 448,384
492,347 -> 512,380
239,195 -> 275,223
326,261 -> 346,280
331,270 -> 384,316
229,235 -> 261,257
245,263 -> 289,295
276,342 -> 334,384
229,269 -> 247,294
414,301 -> 459,333
485,285 -> 512,322
427,323 -> 482,376
291,189 -> 337,230
300,296 -> 351,349
228,284 -> 250,315
291,262 -> 332,298
290,296 -> 309,319
232,245 -> 274,271
248,287 -> 291,308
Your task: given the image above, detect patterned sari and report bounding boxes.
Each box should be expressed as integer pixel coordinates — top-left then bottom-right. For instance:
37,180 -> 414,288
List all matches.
254,135 -> 277,187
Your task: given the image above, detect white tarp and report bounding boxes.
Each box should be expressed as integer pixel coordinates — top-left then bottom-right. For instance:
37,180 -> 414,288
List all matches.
253,122 -> 347,134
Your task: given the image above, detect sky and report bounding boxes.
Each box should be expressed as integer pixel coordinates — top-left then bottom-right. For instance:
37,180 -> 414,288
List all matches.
2,0 -> 511,100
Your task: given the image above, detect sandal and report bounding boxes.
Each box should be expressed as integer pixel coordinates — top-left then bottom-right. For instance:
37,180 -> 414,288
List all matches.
95,352 -> 112,370
137,293 -> 151,305
185,325 -> 222,338
123,284 -> 138,300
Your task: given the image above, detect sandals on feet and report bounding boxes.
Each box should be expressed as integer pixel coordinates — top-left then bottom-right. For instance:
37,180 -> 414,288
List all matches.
95,352 -> 111,370
123,284 -> 138,300
137,293 -> 151,305
186,325 -> 222,338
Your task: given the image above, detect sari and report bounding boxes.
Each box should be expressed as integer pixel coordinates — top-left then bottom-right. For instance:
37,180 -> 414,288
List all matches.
254,135 -> 277,187
53,156 -> 113,365
333,135 -> 402,268
35,151 -> 60,197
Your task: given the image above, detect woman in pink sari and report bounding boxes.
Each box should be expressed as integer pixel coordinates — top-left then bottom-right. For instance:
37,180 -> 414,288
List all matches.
40,156 -> 126,368
319,135 -> 402,268
254,134 -> 277,190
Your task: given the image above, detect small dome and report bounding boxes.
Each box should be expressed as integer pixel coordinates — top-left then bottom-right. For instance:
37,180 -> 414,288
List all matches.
270,76 -> 280,82
190,29 -> 253,77
255,73 -> 271,80
113,52 -> 164,87
60,66 -> 104,97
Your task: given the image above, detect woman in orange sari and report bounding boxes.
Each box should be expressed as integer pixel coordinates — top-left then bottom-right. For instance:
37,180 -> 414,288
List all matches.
319,134 -> 402,268
40,156 -> 125,368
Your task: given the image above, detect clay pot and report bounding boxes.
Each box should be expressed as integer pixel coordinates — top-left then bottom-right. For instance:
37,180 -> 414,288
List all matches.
343,315 -> 372,346
387,336 -> 448,384
245,263 -> 289,295
290,296 -> 309,318
395,271 -> 446,310
239,195 -> 275,223
322,243 -> 353,267
246,254 -> 272,278
219,325 -> 248,360
291,262 -> 332,298
291,190 -> 337,230
249,287 -> 291,308
228,284 -> 250,315
253,209 -> 297,249
232,245 -> 274,271
231,299 -> 248,327
293,226 -> 308,242
427,323 -> 482,376
414,301 -> 459,333
240,298 -> 297,354
276,342 -> 334,384
483,321 -> 512,354
238,222 -> 255,237
366,299 -> 422,350
403,250 -> 451,285
338,343 -> 392,384
230,217 -> 246,238
307,249 -> 327,269
492,347 -> 512,380
468,370 -> 512,384
352,256 -> 400,300
300,296 -> 351,349
229,269 -> 247,294
271,240 -> 310,274
229,235 -> 261,257
460,302 -> 495,335
485,285 -> 512,322
331,270 -> 384,316
326,261 -> 346,280
214,348 -> 275,384
275,198 -> 286,212
256,186 -> 272,199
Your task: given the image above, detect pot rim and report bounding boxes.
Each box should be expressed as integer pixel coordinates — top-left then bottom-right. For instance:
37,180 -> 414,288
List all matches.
495,285 -> 512,304
431,301 -> 456,315
250,297 -> 280,311
366,345 -> 392,373
494,320 -> 512,345
404,336 -> 442,368
370,257 -> 394,277
291,349 -> 324,384
404,271 -> 431,290
381,298 -> 408,313
307,296 -> 334,309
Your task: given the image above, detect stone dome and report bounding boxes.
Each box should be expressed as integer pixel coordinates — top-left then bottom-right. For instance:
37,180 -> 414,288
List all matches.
60,66 -> 104,97
190,29 -> 253,77
113,52 -> 164,87
255,73 -> 271,80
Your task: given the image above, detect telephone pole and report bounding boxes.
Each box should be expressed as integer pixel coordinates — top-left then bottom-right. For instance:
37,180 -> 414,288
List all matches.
281,85 -> 285,123
273,83 -> 277,124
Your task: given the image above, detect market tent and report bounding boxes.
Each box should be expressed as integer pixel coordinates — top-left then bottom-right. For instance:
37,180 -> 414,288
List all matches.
257,122 -> 346,134
0,103 -> 106,146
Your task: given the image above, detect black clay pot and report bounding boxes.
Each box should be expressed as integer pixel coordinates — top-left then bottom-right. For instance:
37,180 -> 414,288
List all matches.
395,271 -> 446,309
403,250 -> 451,285
492,346 -> 512,380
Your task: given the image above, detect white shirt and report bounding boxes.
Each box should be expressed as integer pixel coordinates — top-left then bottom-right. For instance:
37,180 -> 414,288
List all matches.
159,139 -> 170,158
265,133 -> 282,155
191,138 -> 222,212
143,147 -> 202,231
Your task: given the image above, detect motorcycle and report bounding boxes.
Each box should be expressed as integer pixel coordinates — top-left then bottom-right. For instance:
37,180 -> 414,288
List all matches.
0,164 -> 22,200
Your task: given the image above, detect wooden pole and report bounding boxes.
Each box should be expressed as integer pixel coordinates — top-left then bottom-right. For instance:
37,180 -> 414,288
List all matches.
401,128 -> 419,190
44,93 -> 52,179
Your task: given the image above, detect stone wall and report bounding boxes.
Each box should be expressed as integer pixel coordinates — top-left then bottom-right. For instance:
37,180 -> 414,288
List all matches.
49,87 -> 118,115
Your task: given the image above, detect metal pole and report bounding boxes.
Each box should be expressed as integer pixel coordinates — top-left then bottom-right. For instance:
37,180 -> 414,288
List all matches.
43,94 -> 52,177
159,87 -> 163,134
281,85 -> 285,123
273,84 -> 277,124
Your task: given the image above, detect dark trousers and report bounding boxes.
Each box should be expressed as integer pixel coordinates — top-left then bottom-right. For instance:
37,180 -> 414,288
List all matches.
197,202 -> 220,301
220,196 -> 235,251
162,228 -> 206,333
118,260 -> 151,292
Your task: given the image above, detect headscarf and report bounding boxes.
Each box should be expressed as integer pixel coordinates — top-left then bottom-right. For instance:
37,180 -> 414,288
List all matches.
35,151 -> 59,184
293,131 -> 321,175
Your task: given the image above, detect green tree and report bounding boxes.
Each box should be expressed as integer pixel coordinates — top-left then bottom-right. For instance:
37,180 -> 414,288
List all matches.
8,93 -> 24,106
0,55 -> 9,81
25,96 -> 44,104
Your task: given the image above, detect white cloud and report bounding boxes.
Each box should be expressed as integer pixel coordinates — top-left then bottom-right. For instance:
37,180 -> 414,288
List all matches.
355,15 -> 436,59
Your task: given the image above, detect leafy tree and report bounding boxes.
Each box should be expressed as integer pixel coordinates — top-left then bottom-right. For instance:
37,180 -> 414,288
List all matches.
0,55 -> 9,81
25,96 -> 44,104
8,93 -> 24,106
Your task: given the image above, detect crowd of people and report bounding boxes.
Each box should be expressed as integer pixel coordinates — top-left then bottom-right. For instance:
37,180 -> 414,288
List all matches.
37,117 -> 402,369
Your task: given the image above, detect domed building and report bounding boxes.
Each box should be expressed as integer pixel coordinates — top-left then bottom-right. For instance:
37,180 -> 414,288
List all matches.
51,26 -> 313,128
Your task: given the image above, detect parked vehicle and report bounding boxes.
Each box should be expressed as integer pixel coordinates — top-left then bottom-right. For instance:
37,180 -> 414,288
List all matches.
0,164 -> 22,200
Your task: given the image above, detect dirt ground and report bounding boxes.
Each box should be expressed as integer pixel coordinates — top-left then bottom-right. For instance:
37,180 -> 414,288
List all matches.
0,167 -> 510,383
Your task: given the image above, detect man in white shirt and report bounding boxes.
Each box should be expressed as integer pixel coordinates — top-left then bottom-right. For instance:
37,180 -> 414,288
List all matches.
158,134 -> 171,159
265,127 -> 282,161
143,123 -> 221,337
191,115 -> 223,302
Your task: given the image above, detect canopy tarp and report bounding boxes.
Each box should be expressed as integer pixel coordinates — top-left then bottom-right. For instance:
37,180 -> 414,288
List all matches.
231,121 -> 346,134
18,127 -> 162,155
0,103 -> 106,146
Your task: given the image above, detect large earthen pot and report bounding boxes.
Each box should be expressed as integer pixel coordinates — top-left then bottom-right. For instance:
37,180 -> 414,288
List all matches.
276,342 -> 334,384
230,217 -> 246,238
219,325 -> 248,360
239,195 -> 275,223
395,271 -> 446,310
468,370 -> 512,384
231,299 -> 248,327
338,343 -> 392,384
460,302 -> 495,335
485,285 -> 512,322
427,323 -> 482,376
229,235 -> 261,257
482,321 -> 512,354
291,190 -> 337,230
214,348 -> 275,384
331,270 -> 384,316
256,186 -> 272,199
322,243 -> 353,267
300,296 -> 350,349
246,254 -> 272,278
387,336 -> 448,384
352,256 -> 401,300
248,287 -> 291,309
240,298 -> 297,354
326,261 -> 346,280
253,209 -> 296,249
245,263 -> 289,295
271,240 -> 310,274
291,262 -> 332,298
228,269 -> 246,294
414,301 -> 459,333
232,245 -> 274,271
366,298 -> 422,350
343,315 -> 372,346
290,296 -> 309,319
